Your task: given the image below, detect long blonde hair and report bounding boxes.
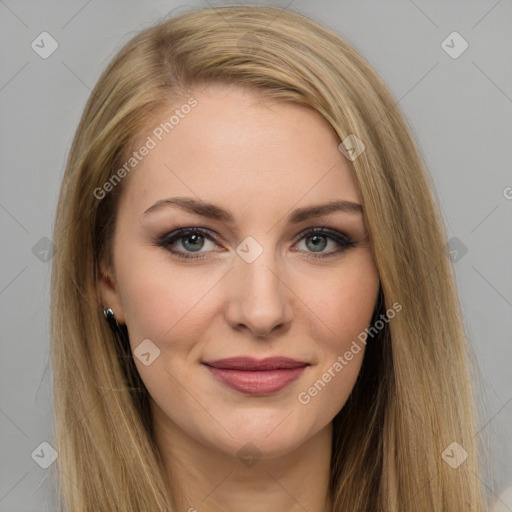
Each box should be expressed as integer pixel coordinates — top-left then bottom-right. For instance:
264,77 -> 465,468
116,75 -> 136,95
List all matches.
51,5 -> 486,511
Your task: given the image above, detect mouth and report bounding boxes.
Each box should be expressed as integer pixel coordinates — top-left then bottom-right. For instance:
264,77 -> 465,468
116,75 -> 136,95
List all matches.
201,357 -> 310,395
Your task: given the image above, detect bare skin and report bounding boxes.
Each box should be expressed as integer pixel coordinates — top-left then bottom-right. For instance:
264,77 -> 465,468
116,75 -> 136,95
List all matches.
99,84 -> 380,512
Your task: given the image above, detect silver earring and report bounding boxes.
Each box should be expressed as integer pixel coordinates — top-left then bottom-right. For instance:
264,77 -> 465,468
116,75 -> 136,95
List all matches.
103,308 -> 124,338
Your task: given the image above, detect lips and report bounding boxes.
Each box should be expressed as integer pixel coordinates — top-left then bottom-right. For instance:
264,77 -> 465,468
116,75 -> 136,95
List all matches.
203,357 -> 309,370
202,357 -> 310,395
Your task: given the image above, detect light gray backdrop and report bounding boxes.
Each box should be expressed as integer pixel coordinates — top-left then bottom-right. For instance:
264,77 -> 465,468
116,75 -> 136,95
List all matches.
1,1 -> 511,510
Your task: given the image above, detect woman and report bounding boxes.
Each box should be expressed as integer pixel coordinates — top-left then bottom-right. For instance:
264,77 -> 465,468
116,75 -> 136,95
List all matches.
51,5 -> 486,511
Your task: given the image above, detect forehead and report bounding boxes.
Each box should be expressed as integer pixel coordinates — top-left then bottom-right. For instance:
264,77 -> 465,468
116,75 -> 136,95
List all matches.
117,85 -> 360,219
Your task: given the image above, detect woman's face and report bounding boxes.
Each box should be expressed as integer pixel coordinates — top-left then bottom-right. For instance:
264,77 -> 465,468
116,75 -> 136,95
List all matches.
99,84 -> 380,459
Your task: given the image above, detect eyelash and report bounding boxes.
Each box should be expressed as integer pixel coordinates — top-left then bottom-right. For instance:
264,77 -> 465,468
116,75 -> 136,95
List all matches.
155,226 -> 356,261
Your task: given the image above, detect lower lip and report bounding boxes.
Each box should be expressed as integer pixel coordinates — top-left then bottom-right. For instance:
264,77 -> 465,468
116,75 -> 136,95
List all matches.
203,365 -> 307,395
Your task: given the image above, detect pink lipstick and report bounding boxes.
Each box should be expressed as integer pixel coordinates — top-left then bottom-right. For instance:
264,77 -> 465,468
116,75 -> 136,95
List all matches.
202,357 -> 309,395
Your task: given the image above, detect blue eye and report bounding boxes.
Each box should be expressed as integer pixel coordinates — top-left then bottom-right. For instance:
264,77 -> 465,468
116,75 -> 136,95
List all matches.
156,227 -> 355,260
293,227 -> 355,258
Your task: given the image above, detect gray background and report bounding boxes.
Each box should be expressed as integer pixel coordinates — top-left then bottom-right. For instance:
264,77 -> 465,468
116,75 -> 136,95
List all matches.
0,0 -> 511,510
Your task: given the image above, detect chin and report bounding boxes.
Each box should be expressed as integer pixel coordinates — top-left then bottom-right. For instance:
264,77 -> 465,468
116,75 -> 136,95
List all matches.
202,415 -> 317,461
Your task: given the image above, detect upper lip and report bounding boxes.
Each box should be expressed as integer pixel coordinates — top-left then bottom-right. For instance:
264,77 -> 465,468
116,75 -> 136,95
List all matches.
202,357 -> 310,371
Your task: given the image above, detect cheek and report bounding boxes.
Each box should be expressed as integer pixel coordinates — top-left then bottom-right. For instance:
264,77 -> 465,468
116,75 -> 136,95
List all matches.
113,242 -> 216,351
294,251 -> 379,415
117,258 -> 217,407
301,250 -> 380,346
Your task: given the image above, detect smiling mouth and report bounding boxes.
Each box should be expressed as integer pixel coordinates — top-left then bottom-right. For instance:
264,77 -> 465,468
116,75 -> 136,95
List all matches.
201,356 -> 310,395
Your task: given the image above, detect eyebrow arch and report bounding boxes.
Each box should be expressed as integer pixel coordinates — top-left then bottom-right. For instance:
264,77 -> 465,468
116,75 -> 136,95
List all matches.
143,197 -> 363,224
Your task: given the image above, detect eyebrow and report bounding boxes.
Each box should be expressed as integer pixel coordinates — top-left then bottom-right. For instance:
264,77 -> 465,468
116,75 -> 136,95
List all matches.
143,197 -> 363,224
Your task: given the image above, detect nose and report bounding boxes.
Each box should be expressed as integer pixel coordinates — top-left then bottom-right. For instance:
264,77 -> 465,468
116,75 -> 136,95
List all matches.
224,250 -> 293,338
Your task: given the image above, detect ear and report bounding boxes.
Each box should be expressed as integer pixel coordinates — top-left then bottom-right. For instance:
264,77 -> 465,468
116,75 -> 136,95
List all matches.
97,260 -> 126,325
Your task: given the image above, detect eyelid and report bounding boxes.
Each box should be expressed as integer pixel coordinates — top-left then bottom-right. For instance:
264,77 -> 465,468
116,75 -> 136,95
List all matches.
291,226 -> 351,244
155,225 -> 356,261
161,224 -> 353,244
